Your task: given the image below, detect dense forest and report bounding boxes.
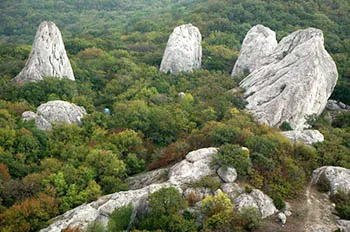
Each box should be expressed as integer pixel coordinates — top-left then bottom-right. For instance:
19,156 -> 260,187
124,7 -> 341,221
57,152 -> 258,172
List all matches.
0,0 -> 349,231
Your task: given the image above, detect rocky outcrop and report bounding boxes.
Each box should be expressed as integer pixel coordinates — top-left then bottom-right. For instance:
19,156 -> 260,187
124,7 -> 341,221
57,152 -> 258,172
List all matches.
22,100 -> 86,130
42,147 -> 278,231
337,220 -> 350,232
14,21 -> 74,83
126,168 -> 169,190
326,100 -> 350,111
168,147 -> 218,185
160,24 -> 202,75
282,129 -> 324,145
312,166 -> 350,195
231,24 -> 277,78
325,100 -> 350,122
235,189 -> 278,218
217,167 -> 237,183
238,27 -> 338,129
40,183 -> 172,232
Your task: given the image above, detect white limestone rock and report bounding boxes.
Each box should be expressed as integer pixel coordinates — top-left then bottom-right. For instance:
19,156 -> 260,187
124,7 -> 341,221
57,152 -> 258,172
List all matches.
235,189 -> 277,219
221,183 -> 243,200
337,220 -> 350,232
14,21 -> 74,83
282,129 -> 324,145
239,28 -> 338,129
160,24 -> 202,75
217,167 -> 237,183
168,147 -> 218,185
278,212 -> 287,225
21,111 -> 37,121
126,168 -> 169,190
231,24 -> 277,78
312,166 -> 350,195
40,183 -> 171,232
21,100 -> 86,131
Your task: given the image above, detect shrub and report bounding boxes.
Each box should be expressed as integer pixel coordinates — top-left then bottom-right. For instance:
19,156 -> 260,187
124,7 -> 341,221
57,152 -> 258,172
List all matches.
214,144 -> 252,177
189,176 -> 222,192
135,187 -> 190,231
279,121 -> 293,131
271,193 -> 286,210
87,222 -> 105,232
108,203 -> 133,231
331,191 -> 350,220
317,173 -> 331,193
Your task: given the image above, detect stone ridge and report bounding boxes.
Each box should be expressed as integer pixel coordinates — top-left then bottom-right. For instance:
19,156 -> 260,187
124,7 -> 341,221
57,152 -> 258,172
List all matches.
14,21 -> 75,83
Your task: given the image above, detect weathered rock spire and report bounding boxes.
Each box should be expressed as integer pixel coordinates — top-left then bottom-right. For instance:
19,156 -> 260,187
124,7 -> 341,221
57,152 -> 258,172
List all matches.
14,21 -> 74,83
160,24 -> 202,75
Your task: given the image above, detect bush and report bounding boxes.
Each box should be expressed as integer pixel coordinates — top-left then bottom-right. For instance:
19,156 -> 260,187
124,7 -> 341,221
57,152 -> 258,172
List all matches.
108,203 -> 133,231
272,194 -> 286,210
189,176 -> 222,192
317,173 -> 331,193
214,144 -> 252,177
87,222 -> 105,232
331,191 -> 350,220
279,121 -> 293,131
135,187 -> 190,231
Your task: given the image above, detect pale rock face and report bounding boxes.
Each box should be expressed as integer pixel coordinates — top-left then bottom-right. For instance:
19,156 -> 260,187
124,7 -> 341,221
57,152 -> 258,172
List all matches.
40,183 -> 172,232
21,111 -> 37,121
278,212 -> 287,225
337,220 -> 350,232
235,189 -> 277,218
312,166 -> 350,195
217,167 -> 237,183
282,129 -> 324,145
168,147 -> 218,185
160,24 -> 202,75
126,168 -> 169,190
231,24 -> 277,78
14,21 -> 74,83
21,100 -> 87,130
221,183 -> 243,200
239,27 -> 338,129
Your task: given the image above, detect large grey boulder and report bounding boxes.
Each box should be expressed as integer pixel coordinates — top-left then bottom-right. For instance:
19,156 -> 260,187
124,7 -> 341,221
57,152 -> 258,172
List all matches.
168,147 -> 218,185
282,129 -> 324,145
14,21 -> 74,83
312,166 -> 350,195
231,24 -> 277,78
217,167 -> 237,183
21,100 -> 86,130
235,189 -> 277,218
239,27 -> 338,129
160,24 -> 202,75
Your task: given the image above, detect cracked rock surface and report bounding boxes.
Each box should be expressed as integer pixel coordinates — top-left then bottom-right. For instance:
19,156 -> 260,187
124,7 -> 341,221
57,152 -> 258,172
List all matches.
14,21 -> 74,83
22,100 -> 86,130
160,24 -> 202,75
231,24 -> 277,78
238,27 -> 338,129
